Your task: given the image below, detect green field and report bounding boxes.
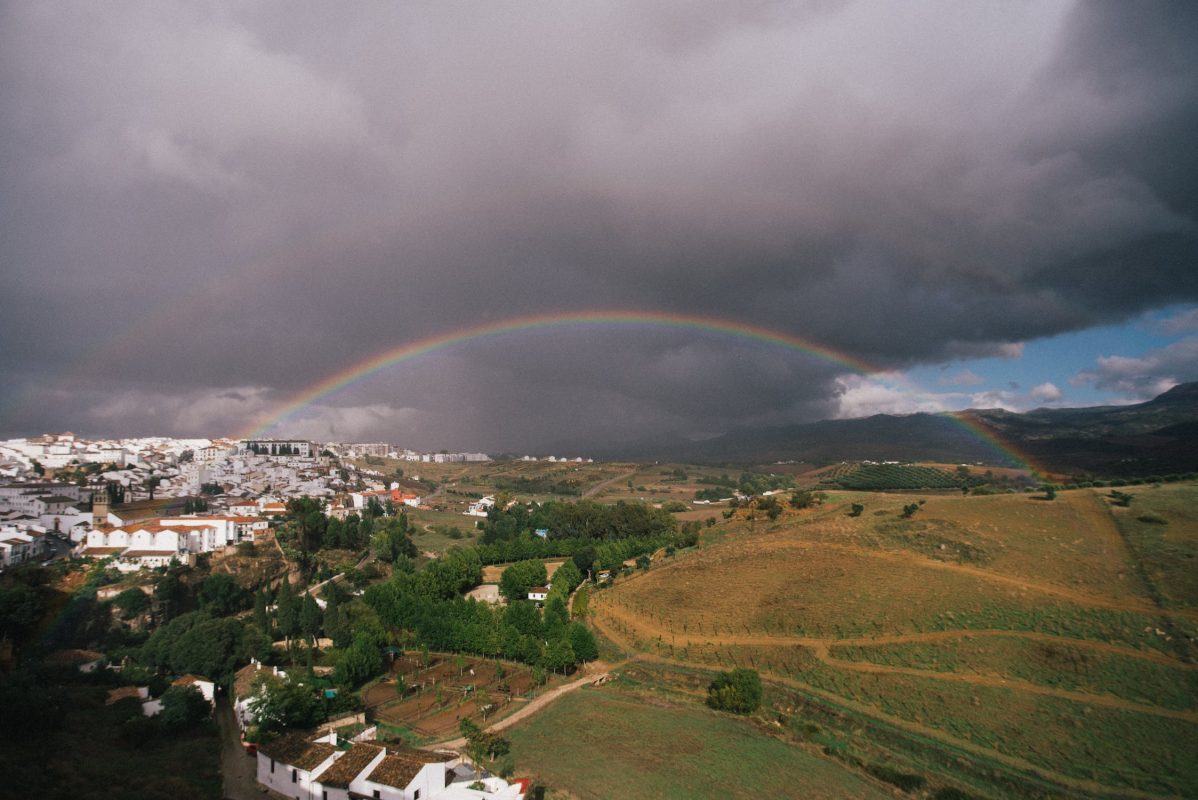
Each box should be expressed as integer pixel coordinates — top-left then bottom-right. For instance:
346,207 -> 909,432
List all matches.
506,685 -> 895,800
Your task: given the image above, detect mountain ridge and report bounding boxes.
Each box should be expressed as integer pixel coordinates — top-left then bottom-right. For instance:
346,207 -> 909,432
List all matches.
590,382 -> 1198,475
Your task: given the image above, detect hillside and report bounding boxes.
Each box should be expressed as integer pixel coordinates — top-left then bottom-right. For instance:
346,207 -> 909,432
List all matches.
586,483 -> 1198,799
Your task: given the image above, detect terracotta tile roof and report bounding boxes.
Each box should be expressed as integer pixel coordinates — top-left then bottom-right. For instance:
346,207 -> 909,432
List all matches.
315,743 -> 383,787
365,748 -> 446,789
172,674 -> 210,687
234,661 -> 274,699
259,732 -> 337,772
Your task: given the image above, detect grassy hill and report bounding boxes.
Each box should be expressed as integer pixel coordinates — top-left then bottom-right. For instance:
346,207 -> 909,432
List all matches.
579,483 -> 1198,799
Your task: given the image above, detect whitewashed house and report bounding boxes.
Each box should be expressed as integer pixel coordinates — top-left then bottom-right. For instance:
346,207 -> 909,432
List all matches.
257,733 -> 526,800
233,658 -> 286,730
257,731 -> 339,800
172,673 -> 216,706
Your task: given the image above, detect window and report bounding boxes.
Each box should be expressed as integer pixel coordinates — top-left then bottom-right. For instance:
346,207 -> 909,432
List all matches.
291,769 -> 297,783
414,791 -> 421,799
270,760 -> 275,774
373,792 -> 380,799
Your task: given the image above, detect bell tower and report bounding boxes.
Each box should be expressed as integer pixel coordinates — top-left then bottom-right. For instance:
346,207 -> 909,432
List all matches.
91,489 -> 110,529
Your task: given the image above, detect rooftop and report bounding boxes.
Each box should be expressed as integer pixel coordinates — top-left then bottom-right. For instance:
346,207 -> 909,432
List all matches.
172,674 -> 211,687
233,660 -> 275,699
258,732 -> 338,772
366,748 -> 448,789
314,743 -> 384,788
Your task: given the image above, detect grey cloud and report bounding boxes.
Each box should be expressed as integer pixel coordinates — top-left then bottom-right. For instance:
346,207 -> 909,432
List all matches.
2,1 -> 1197,448
1073,336 -> 1198,401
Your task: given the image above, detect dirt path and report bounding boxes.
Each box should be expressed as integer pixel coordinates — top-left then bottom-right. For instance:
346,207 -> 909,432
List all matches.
594,595 -> 1196,670
590,612 -> 1186,800
582,469 -> 639,499
215,695 -> 261,800
422,663 -> 622,751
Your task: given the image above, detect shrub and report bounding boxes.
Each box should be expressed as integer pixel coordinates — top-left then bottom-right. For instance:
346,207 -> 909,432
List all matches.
706,668 -> 762,714
1137,512 -> 1168,525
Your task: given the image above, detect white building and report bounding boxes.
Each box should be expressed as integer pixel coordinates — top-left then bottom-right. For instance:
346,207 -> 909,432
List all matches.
233,658 -> 287,731
0,527 -> 48,568
464,496 -> 494,518
257,732 -> 525,800
171,674 -> 216,706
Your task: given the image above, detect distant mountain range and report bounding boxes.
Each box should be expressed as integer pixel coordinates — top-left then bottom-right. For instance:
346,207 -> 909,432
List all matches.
600,382 -> 1198,476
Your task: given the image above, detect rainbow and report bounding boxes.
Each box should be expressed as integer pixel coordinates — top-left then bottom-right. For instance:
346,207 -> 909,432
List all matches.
947,412 -> 1050,477
237,309 -> 1043,474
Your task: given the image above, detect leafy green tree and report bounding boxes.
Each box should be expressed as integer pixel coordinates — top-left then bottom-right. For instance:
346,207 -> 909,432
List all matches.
336,632 -> 384,687
543,595 -> 569,636
140,612 -> 246,684
253,589 -> 271,635
247,674 -> 323,733
0,582 -> 43,640
553,559 -> 583,594
300,594 -> 323,642
499,560 -> 547,602
541,636 -> 575,674
706,668 -> 762,714
503,600 -> 543,639
113,587 -> 150,620
198,573 -> 249,616
848,503 -> 864,517
158,684 -> 210,731
240,623 -> 273,663
276,579 -> 300,641
153,570 -> 186,622
789,490 -> 815,509
568,623 -> 598,663
758,496 -> 783,520
571,545 -> 597,577
322,589 -> 343,641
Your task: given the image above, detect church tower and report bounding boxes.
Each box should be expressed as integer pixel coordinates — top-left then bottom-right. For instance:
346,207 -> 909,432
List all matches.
91,489 -> 110,529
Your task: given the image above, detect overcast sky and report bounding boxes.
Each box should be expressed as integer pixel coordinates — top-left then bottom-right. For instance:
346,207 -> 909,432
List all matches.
2,1 -> 1196,451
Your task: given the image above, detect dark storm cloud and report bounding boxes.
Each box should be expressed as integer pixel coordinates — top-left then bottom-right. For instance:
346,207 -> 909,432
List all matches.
2,1 -> 1196,448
